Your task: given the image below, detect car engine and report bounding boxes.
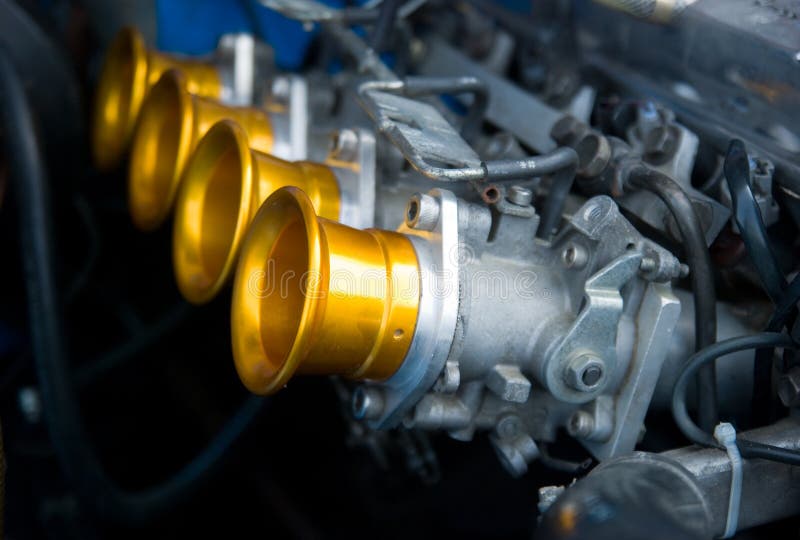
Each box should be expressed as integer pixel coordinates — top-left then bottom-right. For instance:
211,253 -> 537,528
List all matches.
2,0 -> 800,538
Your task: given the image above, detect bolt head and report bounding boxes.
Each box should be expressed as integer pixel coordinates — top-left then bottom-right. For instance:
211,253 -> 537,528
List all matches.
562,243 -> 588,270
329,129 -> 359,162
405,193 -> 440,231
507,185 -> 534,206
575,133 -> 611,178
567,410 -> 595,439
550,115 -> 582,145
564,353 -> 606,393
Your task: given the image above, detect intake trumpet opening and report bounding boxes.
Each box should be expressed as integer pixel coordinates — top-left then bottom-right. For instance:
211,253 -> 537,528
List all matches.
173,121 -> 338,304
128,71 -> 273,232
91,27 -> 148,171
92,27 -> 222,171
231,187 -> 421,395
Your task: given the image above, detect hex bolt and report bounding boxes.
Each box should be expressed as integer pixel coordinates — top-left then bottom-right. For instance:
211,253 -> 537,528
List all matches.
564,353 -> 606,392
405,193 -> 440,231
328,128 -> 359,162
562,243 -> 588,270
506,185 -> 533,207
778,367 -> 800,408
567,410 -> 596,439
575,133 -> 611,178
550,115 -> 585,146
351,386 -> 385,421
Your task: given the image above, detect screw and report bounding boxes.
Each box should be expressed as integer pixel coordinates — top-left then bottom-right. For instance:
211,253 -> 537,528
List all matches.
329,129 -> 359,162
567,410 -> 596,439
351,387 -> 385,420
562,243 -> 588,270
405,193 -> 440,231
507,185 -> 533,206
564,353 -> 606,392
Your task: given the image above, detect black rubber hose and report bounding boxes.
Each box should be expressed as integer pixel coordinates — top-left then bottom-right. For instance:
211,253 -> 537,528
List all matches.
484,146 -> 579,239
370,0 -> 403,51
626,164 -> 718,431
723,139 -> 786,302
672,333 -> 797,448
0,47 -> 265,524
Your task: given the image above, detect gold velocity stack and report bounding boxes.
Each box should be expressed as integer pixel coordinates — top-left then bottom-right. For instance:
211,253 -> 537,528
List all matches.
172,121 -> 342,304
92,27 -> 223,171
127,69 -> 273,231
231,187 -> 421,395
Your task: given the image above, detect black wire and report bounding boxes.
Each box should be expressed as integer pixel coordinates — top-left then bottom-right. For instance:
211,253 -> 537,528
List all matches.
723,139 -> 786,302
671,333 -> 798,462
626,164 -> 718,431
0,47 -> 265,524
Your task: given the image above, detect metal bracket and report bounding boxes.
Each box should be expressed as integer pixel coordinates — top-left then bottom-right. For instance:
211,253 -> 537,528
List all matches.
581,282 -> 681,459
357,79 -> 487,182
542,251 -> 643,404
325,128 -> 377,229
265,75 -> 308,161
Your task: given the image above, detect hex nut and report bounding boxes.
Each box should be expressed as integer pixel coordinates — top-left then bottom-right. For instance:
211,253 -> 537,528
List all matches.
405,193 -> 440,231
564,353 -> 606,392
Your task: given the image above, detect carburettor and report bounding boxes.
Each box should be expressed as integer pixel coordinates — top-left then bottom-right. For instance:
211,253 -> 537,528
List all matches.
231,178 -> 685,475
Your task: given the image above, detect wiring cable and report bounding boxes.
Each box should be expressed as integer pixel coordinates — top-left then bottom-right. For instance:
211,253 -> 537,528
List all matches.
723,139 -> 786,302
0,47 -> 265,525
671,332 -> 800,466
626,164 -> 719,431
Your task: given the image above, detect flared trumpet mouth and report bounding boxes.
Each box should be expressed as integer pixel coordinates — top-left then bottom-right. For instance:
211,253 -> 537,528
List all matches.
173,120 -> 255,304
92,27 -> 148,171
173,120 -> 338,305
128,69 -> 194,231
231,186 -> 421,396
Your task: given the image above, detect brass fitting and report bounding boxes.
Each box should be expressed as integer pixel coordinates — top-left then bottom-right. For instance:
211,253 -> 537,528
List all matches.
92,27 -> 222,171
128,70 -> 273,231
231,187 -> 420,395
173,120 -> 338,304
